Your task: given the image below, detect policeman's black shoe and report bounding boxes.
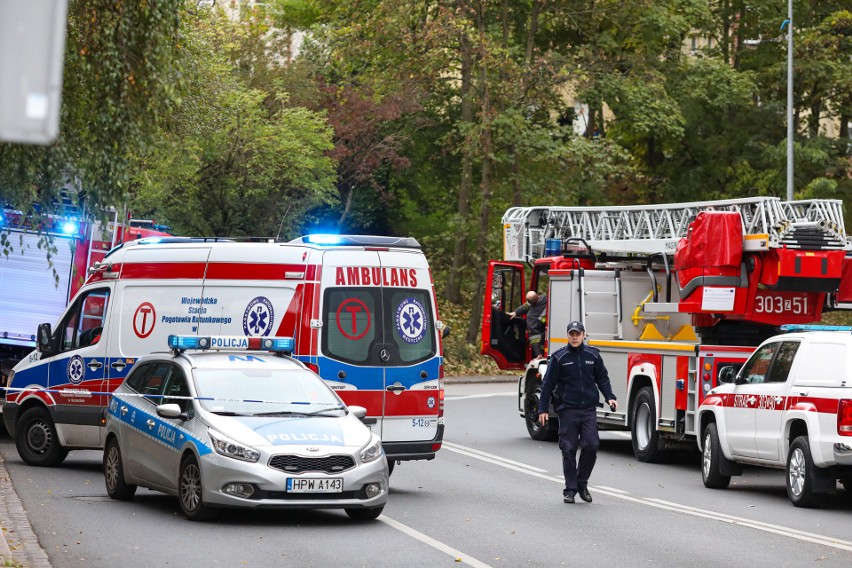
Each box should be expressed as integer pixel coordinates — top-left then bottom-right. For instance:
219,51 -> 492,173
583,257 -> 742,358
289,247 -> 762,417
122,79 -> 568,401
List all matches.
578,488 -> 592,503
563,492 -> 576,504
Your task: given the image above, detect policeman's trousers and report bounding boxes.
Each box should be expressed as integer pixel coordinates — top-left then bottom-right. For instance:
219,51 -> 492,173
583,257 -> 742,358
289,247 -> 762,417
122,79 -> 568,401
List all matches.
556,407 -> 600,492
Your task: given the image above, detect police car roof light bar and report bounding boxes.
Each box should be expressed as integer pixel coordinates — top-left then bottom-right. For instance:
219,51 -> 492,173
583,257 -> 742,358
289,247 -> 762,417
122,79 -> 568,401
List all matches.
779,324 -> 852,334
168,335 -> 295,354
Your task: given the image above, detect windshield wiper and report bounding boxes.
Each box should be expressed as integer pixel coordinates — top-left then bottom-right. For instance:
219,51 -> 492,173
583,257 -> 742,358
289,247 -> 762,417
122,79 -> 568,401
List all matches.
209,410 -> 251,416
253,406 -> 347,417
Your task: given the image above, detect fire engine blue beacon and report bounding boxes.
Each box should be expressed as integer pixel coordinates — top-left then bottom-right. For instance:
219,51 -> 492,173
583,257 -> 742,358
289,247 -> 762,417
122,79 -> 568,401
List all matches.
243,296 -> 275,336
396,298 -> 426,344
67,355 -> 85,384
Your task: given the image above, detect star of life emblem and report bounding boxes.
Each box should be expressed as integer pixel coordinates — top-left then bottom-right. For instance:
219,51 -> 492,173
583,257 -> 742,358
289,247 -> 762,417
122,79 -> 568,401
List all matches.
67,355 -> 85,385
395,298 -> 426,344
243,296 -> 275,336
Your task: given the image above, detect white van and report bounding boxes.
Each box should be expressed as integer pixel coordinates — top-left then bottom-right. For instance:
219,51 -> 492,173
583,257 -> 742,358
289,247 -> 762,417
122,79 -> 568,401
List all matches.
3,235 -> 447,470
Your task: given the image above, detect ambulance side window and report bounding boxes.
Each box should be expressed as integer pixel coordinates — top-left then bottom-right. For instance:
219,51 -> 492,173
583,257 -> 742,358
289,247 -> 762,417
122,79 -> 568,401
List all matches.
56,288 -> 111,353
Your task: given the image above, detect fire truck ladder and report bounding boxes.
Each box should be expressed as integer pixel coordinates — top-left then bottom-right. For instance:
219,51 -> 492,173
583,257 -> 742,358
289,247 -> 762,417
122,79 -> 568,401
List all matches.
503,197 -> 849,263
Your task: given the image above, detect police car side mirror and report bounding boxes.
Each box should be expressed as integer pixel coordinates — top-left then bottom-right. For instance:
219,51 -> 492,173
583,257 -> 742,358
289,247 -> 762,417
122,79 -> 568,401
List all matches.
157,403 -> 183,419
349,405 -> 368,420
37,323 -> 54,355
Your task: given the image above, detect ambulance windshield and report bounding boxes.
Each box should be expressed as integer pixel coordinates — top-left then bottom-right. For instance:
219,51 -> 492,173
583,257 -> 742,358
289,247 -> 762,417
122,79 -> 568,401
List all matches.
321,287 -> 436,366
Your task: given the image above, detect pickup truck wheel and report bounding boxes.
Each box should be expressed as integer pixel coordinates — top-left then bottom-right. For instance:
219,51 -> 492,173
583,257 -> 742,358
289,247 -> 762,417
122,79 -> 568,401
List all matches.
786,436 -> 825,508
631,387 -> 663,463
701,423 -> 731,489
525,386 -> 558,441
15,407 -> 69,467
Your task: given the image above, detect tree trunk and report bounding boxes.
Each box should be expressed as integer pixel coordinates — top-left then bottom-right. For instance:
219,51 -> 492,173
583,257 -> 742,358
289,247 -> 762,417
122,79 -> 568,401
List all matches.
467,1 -> 493,345
446,29 -> 475,304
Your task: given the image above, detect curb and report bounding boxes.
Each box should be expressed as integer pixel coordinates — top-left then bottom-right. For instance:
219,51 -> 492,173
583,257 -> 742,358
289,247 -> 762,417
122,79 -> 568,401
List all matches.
0,450 -> 52,568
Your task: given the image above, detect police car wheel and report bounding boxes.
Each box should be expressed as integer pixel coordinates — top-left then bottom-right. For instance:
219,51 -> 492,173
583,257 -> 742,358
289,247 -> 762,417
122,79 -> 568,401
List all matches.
701,423 -> 731,489
345,505 -> 384,521
786,436 -> 824,508
631,387 -> 663,463
178,455 -> 218,521
15,407 -> 68,467
104,438 -> 137,500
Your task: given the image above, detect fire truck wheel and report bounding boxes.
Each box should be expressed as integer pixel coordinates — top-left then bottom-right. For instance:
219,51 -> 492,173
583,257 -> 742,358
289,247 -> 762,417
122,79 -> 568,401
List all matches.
701,423 -> 731,489
786,436 -> 825,508
631,387 -> 663,463
15,406 -> 69,467
525,385 -> 557,441
104,437 -> 137,500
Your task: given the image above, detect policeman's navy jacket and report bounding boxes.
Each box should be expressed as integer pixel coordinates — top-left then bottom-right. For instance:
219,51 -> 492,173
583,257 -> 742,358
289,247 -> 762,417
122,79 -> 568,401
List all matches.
538,342 -> 617,413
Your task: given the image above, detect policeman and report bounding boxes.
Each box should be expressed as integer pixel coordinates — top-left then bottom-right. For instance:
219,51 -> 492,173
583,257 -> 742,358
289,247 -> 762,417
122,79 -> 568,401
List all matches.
510,290 -> 547,359
538,321 -> 617,504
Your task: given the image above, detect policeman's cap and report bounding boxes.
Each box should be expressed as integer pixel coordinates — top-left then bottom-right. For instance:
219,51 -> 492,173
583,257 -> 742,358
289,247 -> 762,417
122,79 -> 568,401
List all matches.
567,321 -> 585,333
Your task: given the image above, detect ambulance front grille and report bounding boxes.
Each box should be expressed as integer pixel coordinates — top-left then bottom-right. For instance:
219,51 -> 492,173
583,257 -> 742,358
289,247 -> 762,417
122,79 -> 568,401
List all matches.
268,454 -> 356,474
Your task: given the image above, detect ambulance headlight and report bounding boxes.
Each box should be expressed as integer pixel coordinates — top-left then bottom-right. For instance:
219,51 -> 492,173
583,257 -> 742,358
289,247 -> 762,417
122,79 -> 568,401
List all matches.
360,435 -> 383,464
209,430 -> 260,462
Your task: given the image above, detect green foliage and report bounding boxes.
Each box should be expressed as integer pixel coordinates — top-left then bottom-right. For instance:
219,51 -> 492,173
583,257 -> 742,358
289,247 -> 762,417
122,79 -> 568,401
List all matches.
129,5 -> 337,239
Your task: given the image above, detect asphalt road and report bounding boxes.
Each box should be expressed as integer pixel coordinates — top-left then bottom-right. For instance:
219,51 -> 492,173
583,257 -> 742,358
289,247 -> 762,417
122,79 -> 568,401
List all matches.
3,382 -> 852,567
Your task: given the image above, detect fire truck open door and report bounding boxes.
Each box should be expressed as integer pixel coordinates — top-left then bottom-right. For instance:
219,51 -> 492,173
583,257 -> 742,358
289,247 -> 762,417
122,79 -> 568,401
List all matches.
481,261 -> 527,370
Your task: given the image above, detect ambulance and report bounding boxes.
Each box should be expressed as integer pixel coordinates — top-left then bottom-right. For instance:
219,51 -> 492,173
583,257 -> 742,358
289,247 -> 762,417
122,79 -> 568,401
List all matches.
2,235 -> 447,471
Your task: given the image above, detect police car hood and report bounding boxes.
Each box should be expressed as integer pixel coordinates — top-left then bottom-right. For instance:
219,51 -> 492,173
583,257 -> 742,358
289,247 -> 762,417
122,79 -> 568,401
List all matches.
206,412 -> 371,449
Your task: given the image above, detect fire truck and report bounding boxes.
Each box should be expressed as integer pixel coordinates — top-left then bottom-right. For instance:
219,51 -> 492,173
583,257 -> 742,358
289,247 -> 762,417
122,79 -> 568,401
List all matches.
481,197 -> 852,461
0,205 -> 170,367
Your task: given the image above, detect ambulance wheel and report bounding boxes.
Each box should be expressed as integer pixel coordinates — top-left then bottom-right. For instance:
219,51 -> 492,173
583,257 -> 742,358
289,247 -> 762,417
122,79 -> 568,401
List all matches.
15,406 -> 68,467
104,437 -> 137,500
701,423 -> 731,489
345,505 -> 384,521
631,387 -> 663,463
179,454 -> 218,521
786,436 -> 824,508
525,386 -> 558,441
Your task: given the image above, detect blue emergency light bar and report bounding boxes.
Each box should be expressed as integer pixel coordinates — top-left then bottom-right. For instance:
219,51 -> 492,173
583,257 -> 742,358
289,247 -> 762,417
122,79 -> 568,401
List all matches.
295,234 -> 421,249
168,335 -> 295,353
780,324 -> 852,334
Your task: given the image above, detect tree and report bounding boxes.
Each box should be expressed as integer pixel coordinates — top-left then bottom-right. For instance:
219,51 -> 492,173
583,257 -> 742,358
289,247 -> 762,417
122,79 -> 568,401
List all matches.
130,5 -> 337,238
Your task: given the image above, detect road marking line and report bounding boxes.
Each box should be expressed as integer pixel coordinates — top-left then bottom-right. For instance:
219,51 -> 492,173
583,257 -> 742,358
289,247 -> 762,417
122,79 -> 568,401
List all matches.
379,515 -> 494,568
445,441 -> 852,553
443,442 -> 549,473
445,393 -> 515,401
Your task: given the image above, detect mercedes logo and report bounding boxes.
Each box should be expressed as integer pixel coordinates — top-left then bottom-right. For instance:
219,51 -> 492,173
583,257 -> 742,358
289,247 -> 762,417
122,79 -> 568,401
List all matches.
380,348 -> 390,361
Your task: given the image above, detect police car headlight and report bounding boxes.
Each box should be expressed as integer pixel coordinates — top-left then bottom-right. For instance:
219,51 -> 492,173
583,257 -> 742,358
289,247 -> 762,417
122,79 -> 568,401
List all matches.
209,430 -> 260,463
360,436 -> 383,464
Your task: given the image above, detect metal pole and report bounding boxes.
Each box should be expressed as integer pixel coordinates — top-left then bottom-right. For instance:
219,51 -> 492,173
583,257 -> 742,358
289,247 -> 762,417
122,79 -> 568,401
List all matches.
786,0 -> 794,201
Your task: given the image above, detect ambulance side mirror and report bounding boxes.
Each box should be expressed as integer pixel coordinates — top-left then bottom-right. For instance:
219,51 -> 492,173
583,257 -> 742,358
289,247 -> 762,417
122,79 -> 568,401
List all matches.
717,365 -> 738,385
441,326 -> 451,339
37,323 -> 54,355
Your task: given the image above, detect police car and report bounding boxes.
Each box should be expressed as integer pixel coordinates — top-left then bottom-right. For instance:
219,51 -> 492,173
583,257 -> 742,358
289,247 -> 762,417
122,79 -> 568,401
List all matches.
103,335 -> 388,521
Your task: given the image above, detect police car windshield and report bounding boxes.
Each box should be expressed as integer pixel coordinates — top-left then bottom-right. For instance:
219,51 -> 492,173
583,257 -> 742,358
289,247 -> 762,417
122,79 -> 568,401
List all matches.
193,368 -> 341,415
